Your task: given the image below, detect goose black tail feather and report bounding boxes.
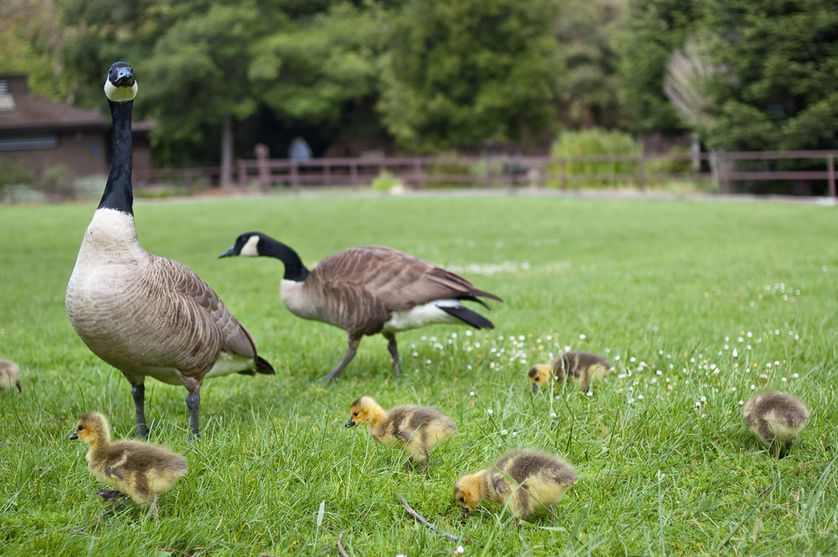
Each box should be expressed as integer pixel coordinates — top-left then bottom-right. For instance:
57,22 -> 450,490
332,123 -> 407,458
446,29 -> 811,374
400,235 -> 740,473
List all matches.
255,355 -> 276,375
439,305 -> 495,329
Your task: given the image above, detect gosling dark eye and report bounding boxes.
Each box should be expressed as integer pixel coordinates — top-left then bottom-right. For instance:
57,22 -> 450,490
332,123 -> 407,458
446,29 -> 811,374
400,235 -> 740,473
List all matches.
77,425 -> 83,431
458,496 -> 464,503
352,412 -> 358,417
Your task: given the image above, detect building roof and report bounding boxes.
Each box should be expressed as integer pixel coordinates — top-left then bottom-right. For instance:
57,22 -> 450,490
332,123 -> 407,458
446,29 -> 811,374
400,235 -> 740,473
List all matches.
0,74 -> 153,133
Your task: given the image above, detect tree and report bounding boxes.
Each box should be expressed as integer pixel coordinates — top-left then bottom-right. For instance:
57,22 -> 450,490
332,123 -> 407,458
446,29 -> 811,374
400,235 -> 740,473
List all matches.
700,0 -> 838,150
614,0 -> 701,136
378,0 -> 562,152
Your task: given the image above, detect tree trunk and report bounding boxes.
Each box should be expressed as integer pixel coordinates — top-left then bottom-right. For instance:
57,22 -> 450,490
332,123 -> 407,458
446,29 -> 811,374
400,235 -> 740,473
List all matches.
221,115 -> 234,188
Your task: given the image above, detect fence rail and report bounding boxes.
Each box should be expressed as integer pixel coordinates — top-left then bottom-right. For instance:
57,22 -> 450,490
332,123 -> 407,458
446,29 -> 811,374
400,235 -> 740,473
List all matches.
136,150 -> 838,197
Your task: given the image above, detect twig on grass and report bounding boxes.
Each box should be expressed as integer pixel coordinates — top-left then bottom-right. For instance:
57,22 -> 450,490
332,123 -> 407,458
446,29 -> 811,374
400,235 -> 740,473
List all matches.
397,493 -> 462,543
336,531 -> 348,557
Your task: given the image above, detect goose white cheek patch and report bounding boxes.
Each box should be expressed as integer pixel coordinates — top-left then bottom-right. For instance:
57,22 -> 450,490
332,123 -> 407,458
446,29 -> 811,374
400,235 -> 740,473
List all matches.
104,80 -> 138,102
240,235 -> 260,256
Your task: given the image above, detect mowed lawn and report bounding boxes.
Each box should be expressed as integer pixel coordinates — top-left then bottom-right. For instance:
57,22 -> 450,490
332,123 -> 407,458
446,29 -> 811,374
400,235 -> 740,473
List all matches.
0,193 -> 836,556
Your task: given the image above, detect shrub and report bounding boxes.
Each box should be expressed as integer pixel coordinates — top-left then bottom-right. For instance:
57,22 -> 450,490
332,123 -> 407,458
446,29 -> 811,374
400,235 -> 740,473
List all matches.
36,164 -> 76,200
0,160 -> 34,187
370,170 -> 402,192
547,129 -> 641,188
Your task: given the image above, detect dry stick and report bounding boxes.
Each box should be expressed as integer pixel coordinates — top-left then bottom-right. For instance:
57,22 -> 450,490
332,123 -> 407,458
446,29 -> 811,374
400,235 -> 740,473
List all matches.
336,531 -> 348,557
397,494 -> 462,543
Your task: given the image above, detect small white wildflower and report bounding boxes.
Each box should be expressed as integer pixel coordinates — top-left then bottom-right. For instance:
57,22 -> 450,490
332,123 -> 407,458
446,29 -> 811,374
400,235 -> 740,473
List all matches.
738,400 -> 744,406
617,373 -> 627,379
518,335 -> 525,341
466,364 -> 472,370
737,336 -> 744,343
487,408 -> 494,415
549,412 -> 557,418
651,378 -> 658,384
695,401 -> 701,407
700,396 -> 707,403
724,344 -> 730,350
730,387 -> 737,392
725,336 -> 730,342
747,331 -> 753,338
656,370 -> 663,376
615,355 -> 621,361
425,359 -> 432,365
774,360 -> 781,366
511,431 -> 519,437
666,377 -> 671,383
474,342 -> 481,348
746,345 -> 752,350
732,349 -> 738,358
766,363 -> 772,368
500,429 -> 508,435
469,391 -> 476,397
465,330 -> 472,337
564,345 -> 572,352
412,352 -> 418,357
792,373 -> 799,379
578,333 -> 587,340
586,391 -> 593,397
637,394 -> 644,400
450,332 -> 458,339
690,357 -> 696,363
455,546 -> 465,555
750,384 -> 756,390
498,335 -> 504,341
630,357 -> 637,363
781,377 -> 787,383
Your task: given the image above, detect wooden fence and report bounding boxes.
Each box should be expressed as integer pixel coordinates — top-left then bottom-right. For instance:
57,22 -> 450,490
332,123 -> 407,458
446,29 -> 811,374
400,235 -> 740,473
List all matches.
136,150 -> 838,197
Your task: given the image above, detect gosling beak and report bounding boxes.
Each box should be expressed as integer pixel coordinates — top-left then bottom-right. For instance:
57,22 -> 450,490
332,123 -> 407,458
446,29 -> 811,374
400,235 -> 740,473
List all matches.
460,506 -> 469,519
345,419 -> 356,428
531,384 -> 539,394
218,246 -> 237,258
68,431 -> 78,440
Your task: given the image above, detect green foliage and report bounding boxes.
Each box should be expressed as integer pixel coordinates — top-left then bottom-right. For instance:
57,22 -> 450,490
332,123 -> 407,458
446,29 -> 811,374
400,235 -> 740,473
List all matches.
378,0 -> 562,152
701,0 -> 838,150
547,128 -> 641,188
0,160 -> 34,187
1,196 -> 836,555
615,0 -> 700,135
35,163 -> 75,199
370,169 -> 401,192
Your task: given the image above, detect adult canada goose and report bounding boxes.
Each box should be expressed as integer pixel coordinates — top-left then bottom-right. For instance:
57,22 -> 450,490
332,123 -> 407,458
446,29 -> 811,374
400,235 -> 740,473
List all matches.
65,62 -> 274,438
219,233 -> 501,381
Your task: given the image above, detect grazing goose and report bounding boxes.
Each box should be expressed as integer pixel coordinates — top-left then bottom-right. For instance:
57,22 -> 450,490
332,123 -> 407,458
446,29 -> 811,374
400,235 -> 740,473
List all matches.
744,391 -> 809,458
528,350 -> 612,394
70,412 -> 187,516
0,358 -> 22,392
220,233 -> 501,381
455,449 -> 578,526
65,62 -> 275,438
345,395 -> 457,472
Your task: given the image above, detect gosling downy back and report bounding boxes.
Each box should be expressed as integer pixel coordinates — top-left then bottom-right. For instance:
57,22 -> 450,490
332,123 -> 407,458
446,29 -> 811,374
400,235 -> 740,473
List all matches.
0,358 -> 21,392
744,391 -> 809,457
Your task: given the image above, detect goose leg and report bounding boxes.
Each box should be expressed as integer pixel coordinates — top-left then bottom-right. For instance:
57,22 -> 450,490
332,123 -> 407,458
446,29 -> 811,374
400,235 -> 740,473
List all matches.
131,382 -> 149,439
384,332 -> 401,376
320,336 -> 361,382
182,377 -> 201,438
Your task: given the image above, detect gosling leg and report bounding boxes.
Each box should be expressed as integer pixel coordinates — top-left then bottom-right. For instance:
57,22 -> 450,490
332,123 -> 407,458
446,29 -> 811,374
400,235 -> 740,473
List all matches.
320,336 -> 361,382
131,382 -> 149,439
384,332 -> 401,376
97,489 -> 125,501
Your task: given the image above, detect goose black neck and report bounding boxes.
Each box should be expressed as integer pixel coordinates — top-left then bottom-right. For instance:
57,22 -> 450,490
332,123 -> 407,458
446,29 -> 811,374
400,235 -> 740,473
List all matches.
98,100 -> 134,214
261,237 -> 309,282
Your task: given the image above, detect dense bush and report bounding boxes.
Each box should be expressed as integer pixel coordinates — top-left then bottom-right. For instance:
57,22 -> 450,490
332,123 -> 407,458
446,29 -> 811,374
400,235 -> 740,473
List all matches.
546,129 -> 641,188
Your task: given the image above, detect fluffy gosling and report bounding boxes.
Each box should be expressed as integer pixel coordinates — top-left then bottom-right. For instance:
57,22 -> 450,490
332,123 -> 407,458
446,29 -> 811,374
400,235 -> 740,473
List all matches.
70,412 -> 187,515
0,358 -> 21,392
744,392 -> 809,458
528,350 -> 612,394
455,449 -> 577,526
345,396 -> 457,471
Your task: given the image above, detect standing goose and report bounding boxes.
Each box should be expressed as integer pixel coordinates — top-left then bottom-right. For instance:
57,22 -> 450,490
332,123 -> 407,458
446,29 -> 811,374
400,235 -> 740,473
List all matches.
65,62 -> 275,438
220,233 -> 501,381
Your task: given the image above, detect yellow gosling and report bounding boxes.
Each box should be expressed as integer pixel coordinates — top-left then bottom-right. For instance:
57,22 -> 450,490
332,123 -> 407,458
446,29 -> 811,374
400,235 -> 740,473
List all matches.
346,395 -> 457,471
528,350 -> 612,394
744,392 -> 809,458
0,358 -> 21,392
455,449 -> 577,526
69,412 -> 187,515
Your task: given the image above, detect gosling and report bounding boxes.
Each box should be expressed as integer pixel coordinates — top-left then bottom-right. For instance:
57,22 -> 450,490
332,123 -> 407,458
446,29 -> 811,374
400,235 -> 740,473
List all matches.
455,449 -> 577,526
744,391 -> 809,458
528,351 -> 612,394
69,412 -> 187,515
0,358 -> 21,392
345,396 -> 457,472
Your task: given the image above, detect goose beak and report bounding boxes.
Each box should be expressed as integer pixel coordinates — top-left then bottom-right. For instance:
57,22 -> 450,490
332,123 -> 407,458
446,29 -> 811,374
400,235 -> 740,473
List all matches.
460,506 -> 469,519
345,419 -> 356,428
531,384 -> 539,394
219,246 -> 237,258
68,431 -> 78,440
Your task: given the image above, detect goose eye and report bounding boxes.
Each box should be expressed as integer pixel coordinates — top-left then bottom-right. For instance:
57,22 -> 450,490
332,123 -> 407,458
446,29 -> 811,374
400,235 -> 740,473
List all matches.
352,412 -> 359,417
77,425 -> 84,431
458,496 -> 465,503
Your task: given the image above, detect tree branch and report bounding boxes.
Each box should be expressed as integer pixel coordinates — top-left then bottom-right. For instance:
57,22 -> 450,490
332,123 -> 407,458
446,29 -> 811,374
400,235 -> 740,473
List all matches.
397,494 -> 462,543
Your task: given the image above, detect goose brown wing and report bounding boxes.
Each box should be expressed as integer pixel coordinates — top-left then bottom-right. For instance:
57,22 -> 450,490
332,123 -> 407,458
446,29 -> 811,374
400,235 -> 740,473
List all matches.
313,246 -> 500,312
154,257 -> 257,360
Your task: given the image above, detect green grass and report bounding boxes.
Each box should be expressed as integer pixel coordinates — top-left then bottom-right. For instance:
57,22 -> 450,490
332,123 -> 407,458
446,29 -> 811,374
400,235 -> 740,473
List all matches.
1,193 -> 836,556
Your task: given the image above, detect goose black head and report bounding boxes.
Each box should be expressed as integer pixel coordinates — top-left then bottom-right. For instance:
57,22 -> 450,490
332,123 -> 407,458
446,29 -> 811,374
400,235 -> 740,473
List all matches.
104,61 -> 138,102
219,232 -> 263,258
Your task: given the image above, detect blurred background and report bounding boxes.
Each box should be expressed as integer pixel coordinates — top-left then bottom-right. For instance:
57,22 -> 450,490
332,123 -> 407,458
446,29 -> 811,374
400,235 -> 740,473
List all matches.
0,0 -> 836,199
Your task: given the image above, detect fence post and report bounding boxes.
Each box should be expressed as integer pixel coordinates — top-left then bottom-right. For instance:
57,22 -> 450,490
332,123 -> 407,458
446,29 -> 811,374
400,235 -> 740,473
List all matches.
237,160 -> 246,188
290,161 -> 299,190
828,154 -> 836,198
350,161 -> 358,188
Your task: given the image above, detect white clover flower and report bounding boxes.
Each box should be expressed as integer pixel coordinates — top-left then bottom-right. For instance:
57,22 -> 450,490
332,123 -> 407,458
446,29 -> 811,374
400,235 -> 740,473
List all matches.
487,408 -> 494,415
656,370 -> 663,376
578,333 -> 587,340
750,384 -> 756,390
666,377 -> 671,383
695,401 -> 701,407
630,357 -> 637,363
465,330 -> 472,337
738,400 -> 744,405
747,331 -> 753,338
500,429 -> 508,435
732,349 -> 738,358
651,378 -> 658,384
549,412 -> 557,418
730,387 -> 737,392
700,396 -> 707,403
690,357 -> 696,363
781,377 -> 787,383
511,431 -> 519,437
637,394 -> 644,400
466,365 -> 472,370
586,391 -> 593,397
469,391 -> 476,397
455,546 -> 465,555
792,373 -> 799,379
518,335 -> 525,341
615,355 -> 621,361
412,352 -> 418,357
